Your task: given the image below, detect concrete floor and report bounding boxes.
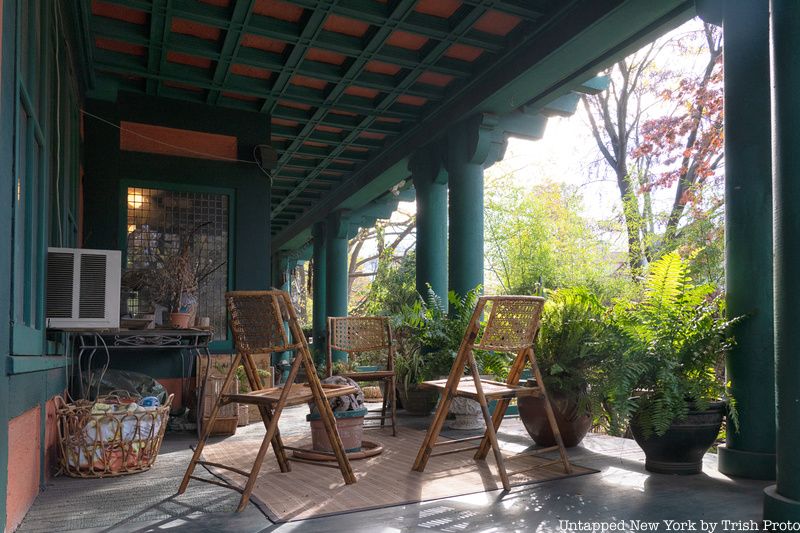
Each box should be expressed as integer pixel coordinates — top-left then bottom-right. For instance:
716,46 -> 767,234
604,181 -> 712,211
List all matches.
18,406 -> 771,533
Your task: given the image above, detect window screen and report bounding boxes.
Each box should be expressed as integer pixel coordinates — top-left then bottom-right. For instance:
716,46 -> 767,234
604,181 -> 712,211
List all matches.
125,187 -> 229,341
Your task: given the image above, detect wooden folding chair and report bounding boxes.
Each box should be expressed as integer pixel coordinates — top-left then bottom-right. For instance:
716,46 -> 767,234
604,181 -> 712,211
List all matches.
411,295 -> 572,491
178,290 -> 358,512
326,316 -> 397,436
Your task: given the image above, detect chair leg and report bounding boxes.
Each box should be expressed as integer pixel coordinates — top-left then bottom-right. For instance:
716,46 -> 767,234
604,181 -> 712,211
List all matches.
380,379 -> 388,429
468,356 -> 511,491
236,408 -> 283,512
528,350 -> 572,474
179,355 -> 241,495
389,375 -> 397,437
412,386 -> 454,472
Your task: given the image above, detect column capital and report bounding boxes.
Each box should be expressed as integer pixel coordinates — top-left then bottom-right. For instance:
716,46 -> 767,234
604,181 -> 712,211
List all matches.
327,210 -> 351,240
409,145 -> 448,185
444,113 -> 508,172
311,221 -> 326,239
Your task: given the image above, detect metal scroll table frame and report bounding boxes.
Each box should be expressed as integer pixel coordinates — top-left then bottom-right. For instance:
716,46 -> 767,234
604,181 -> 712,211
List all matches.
67,329 -> 213,437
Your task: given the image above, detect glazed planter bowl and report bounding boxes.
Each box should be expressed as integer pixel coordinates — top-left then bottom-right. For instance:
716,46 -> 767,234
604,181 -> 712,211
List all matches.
630,400 -> 725,475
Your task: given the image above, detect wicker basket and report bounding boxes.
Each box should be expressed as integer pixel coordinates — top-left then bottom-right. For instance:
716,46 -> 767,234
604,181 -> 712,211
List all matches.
56,392 -> 173,478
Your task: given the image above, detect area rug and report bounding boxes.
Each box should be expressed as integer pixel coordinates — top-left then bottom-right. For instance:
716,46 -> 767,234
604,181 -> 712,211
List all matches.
199,428 -> 597,522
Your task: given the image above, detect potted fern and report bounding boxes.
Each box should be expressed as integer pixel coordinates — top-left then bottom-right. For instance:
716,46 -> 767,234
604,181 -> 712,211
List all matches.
519,287 -> 609,447
605,251 -> 739,474
393,287 -> 480,416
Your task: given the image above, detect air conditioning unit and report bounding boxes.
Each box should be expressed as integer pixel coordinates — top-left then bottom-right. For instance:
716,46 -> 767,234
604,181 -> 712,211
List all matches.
46,247 -> 121,329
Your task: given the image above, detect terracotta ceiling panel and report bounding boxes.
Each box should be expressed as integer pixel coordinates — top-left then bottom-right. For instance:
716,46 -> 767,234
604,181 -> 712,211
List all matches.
171,18 -> 222,41
472,10 -> 522,36
417,71 -> 455,87
316,125 -> 343,134
396,94 -> 427,106
279,100 -> 313,111
364,60 -> 401,76
443,43 -> 484,62
167,51 -> 213,69
385,30 -> 428,51
359,131 -> 386,140
241,34 -> 288,54
92,0 -> 148,25
272,117 -> 300,127
328,108 -> 359,117
344,86 -> 379,99
95,37 -> 145,56
230,64 -> 272,79
305,48 -> 347,65
253,0 -> 305,22
323,14 -> 371,38
291,75 -> 329,90
414,0 -> 462,19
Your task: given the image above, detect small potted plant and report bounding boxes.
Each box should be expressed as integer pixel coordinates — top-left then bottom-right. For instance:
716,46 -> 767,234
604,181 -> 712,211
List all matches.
604,251 -> 739,474
307,375 -> 368,452
518,287 -> 609,447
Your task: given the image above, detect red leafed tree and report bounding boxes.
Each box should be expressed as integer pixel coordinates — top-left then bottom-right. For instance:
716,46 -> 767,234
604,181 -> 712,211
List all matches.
633,25 -> 723,244
583,21 -> 723,275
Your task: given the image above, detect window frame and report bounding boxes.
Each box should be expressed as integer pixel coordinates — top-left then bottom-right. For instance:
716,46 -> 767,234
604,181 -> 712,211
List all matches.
119,180 -> 236,352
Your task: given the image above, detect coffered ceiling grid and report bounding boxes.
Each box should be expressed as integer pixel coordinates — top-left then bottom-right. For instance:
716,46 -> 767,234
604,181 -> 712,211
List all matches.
85,0 -> 566,235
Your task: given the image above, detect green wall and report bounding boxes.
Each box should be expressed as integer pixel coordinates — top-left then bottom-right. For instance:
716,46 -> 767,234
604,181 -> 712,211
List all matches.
83,93 -> 271,374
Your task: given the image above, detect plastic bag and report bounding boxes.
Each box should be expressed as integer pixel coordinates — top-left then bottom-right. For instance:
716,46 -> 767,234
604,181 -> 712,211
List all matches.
85,369 -> 168,405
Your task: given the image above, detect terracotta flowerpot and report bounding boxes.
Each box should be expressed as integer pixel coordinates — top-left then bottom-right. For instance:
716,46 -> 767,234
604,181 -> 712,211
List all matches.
170,312 -> 192,329
518,380 -> 593,448
307,407 -> 368,453
630,400 -> 725,475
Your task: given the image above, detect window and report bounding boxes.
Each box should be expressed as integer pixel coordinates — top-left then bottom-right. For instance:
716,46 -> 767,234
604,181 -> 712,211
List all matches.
12,0 -> 49,354
125,186 -> 231,341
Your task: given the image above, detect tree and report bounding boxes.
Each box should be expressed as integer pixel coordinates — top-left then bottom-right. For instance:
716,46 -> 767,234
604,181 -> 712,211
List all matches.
347,208 -> 416,313
484,175 -> 626,298
582,21 -> 723,276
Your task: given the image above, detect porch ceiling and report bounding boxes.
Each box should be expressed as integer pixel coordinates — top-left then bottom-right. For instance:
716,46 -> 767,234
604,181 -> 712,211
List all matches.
77,0 -> 692,248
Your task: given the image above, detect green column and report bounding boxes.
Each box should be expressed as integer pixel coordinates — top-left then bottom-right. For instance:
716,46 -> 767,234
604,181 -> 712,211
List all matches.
447,161 -> 484,298
764,0 -> 800,522
325,211 -> 349,365
445,115 -> 506,299
410,148 -> 448,300
718,0 -> 776,480
311,223 -> 327,366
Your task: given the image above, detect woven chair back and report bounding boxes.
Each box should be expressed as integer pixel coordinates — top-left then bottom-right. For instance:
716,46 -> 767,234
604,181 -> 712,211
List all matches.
226,291 -> 293,355
329,316 -> 391,353
475,296 -> 545,352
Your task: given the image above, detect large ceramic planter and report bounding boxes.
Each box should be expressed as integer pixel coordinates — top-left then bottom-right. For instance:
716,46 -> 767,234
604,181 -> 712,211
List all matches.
518,380 -> 593,447
448,396 -> 484,430
307,407 -> 368,453
399,385 -> 439,416
630,400 -> 725,475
